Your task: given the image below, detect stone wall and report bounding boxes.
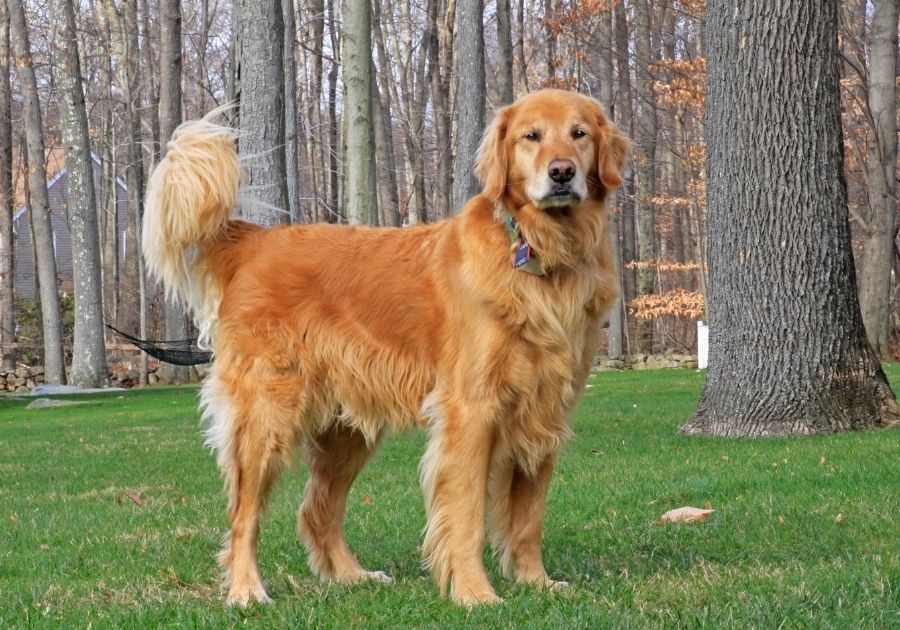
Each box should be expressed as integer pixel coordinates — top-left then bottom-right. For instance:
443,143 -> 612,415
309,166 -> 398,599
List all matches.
594,349 -> 699,371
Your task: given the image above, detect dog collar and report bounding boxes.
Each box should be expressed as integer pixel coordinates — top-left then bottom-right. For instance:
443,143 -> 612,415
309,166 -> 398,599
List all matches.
505,214 -> 545,276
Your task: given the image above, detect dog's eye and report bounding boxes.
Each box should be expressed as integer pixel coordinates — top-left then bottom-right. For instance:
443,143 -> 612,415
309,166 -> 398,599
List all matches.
572,129 -> 587,139
524,131 -> 540,142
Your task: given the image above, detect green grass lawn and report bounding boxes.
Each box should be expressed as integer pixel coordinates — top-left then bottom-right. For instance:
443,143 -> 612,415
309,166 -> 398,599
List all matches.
1,368 -> 898,628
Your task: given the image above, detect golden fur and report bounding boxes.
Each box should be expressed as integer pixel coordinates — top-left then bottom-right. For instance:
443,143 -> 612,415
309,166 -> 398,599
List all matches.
143,89 -> 628,606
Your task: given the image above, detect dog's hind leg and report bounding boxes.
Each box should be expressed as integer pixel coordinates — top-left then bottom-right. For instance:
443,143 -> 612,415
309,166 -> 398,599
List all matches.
298,421 -> 390,583
487,453 -> 565,588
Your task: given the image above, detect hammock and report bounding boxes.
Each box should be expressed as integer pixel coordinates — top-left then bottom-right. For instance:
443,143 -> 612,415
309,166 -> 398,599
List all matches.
106,325 -> 212,366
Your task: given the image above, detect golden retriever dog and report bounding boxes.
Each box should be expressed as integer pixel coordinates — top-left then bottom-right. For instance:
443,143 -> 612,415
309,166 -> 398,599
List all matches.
143,89 -> 628,606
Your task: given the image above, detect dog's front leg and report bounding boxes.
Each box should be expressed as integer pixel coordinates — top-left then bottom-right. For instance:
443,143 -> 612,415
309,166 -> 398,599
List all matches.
420,402 -> 499,606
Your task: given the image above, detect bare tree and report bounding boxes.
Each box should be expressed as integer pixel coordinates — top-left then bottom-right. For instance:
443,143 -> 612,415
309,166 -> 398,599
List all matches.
0,0 -> 13,371
614,1 -> 636,320
633,0 -> 657,353
854,0 -> 898,359
235,0 -> 289,225
9,0 -> 66,383
158,0 -> 190,384
49,0 -> 109,386
427,0 -> 454,219
683,0 -> 899,436
453,0 -> 485,210
284,0 -> 301,221
343,0 -> 378,225
495,0 -> 514,104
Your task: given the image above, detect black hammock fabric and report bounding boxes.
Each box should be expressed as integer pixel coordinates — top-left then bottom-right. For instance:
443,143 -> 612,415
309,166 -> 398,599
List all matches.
106,325 -> 213,366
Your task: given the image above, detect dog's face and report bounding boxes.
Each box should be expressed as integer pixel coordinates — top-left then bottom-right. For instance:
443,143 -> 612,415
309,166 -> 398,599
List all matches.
475,89 -> 629,210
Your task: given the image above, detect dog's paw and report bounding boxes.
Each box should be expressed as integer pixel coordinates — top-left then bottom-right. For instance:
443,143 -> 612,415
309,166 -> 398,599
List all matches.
226,585 -> 272,607
451,586 -> 503,607
361,570 -> 394,583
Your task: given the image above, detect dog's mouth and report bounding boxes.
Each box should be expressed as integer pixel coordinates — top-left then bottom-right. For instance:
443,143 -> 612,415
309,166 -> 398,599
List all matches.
536,185 -> 582,209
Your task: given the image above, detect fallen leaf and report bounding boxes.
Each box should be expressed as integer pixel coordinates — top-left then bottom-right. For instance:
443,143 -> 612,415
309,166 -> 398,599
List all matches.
8,514 -> 17,523
835,513 -> 844,525
361,496 -> 374,506
658,506 -> 715,524
589,449 -> 605,456
819,456 -> 826,465
126,491 -> 144,506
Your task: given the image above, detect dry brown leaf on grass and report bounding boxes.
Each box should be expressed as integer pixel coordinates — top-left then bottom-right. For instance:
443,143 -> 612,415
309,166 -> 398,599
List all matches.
658,506 -> 715,524
126,491 -> 144,506
361,496 -> 375,506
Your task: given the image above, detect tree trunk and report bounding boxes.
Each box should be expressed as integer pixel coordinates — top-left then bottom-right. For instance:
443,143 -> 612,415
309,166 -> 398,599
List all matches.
682,0 -> 900,436
112,0 -> 148,385
326,1 -> 341,222
283,0 -> 301,222
159,0 -> 190,384
50,0 -> 109,387
453,0 -> 485,210
0,0 -> 13,371
342,0 -> 378,226
371,0 -> 401,227
634,0 -> 657,354
614,2 -> 636,314
515,0 -> 527,93
236,0 -> 289,225
495,0 -> 514,105
856,0 -> 897,359
140,0 -> 160,161
96,3 -> 118,334
428,0 -> 454,219
9,0 -> 66,383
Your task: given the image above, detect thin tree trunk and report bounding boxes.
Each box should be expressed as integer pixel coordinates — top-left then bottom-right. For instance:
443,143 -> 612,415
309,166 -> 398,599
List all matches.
856,0 -> 897,359
453,0 -> 485,210
428,0 -> 454,219
683,0 -> 900,436
598,7 -> 622,358
634,0 -> 657,353
343,0 -> 378,225
371,0 -> 401,227
9,0 -> 66,383
543,0 -> 555,81
50,0 -> 109,387
96,3 -> 118,334
159,0 -> 190,384
614,2 -> 637,317
236,0 -> 289,225
0,0 -> 14,371
140,0 -> 160,161
284,0 -> 301,222
326,1 -> 341,222
515,0 -> 527,93
495,0 -> 514,104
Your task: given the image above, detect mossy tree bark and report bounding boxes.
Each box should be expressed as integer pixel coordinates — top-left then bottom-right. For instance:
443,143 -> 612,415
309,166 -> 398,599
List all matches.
681,0 -> 900,436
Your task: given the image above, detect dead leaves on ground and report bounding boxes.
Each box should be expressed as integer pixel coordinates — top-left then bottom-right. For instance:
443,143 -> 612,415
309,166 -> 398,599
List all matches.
658,506 -> 715,524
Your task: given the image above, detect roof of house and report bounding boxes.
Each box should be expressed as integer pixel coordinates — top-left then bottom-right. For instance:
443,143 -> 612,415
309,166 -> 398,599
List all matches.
14,152 -> 129,221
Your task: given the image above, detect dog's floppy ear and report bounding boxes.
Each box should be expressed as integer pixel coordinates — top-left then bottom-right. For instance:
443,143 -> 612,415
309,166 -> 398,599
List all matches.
597,113 -> 630,190
475,106 -> 512,201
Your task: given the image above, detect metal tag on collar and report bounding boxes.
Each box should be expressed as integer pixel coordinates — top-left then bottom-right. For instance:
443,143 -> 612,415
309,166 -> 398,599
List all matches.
507,215 -> 545,276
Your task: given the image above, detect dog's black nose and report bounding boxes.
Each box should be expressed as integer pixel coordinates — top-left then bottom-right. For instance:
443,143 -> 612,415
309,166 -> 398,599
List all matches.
548,159 -> 576,184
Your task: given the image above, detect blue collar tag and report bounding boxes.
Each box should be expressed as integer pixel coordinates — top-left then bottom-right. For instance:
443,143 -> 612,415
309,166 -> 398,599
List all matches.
514,239 -> 533,268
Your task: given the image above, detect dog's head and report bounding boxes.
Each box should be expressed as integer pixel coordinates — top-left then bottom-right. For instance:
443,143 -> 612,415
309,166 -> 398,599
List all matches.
475,89 -> 629,210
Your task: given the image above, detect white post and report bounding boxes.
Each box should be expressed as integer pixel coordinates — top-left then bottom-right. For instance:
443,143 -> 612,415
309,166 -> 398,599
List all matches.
697,320 -> 709,369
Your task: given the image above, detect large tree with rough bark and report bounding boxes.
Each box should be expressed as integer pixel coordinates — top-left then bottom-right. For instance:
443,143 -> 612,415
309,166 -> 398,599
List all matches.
235,0 -> 289,225
49,0 -> 108,387
453,0 -> 485,211
682,0 -> 900,436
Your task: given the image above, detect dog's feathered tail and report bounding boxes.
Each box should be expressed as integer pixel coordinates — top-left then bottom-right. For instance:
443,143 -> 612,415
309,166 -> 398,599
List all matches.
143,109 -> 241,347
